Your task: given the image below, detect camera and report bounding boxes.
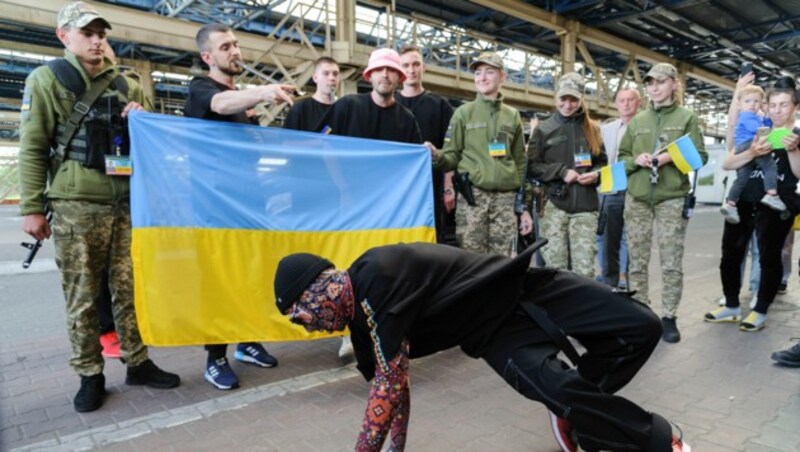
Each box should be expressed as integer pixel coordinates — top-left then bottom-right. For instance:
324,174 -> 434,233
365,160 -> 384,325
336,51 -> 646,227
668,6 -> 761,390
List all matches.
514,191 -> 525,215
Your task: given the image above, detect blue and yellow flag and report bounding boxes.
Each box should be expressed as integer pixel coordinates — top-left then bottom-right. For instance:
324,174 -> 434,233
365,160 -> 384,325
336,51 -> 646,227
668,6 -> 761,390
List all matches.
599,162 -> 627,194
128,112 -> 435,346
666,135 -> 703,174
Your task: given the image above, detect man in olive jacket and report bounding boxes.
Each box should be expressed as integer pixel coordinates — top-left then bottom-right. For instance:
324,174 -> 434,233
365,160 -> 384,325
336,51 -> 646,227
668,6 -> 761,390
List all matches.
433,52 -> 533,254
18,1 -> 179,413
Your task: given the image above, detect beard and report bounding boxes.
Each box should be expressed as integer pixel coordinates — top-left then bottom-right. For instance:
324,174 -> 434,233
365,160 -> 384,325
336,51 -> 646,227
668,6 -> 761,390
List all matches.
219,63 -> 244,77
373,81 -> 396,98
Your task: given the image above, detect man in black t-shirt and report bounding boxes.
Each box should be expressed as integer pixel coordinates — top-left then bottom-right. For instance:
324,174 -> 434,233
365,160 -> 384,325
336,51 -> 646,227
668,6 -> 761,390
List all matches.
283,57 -> 340,132
396,45 -> 455,243
184,23 -> 295,391
184,24 -> 294,125
316,48 -> 422,144
271,244 -> 692,452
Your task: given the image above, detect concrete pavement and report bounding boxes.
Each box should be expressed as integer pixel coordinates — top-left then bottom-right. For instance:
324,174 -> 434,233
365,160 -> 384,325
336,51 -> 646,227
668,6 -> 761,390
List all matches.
1,204 -> 799,451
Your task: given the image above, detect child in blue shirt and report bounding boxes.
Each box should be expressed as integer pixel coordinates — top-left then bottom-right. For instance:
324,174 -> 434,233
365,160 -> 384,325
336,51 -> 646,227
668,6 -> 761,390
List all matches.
720,84 -> 782,224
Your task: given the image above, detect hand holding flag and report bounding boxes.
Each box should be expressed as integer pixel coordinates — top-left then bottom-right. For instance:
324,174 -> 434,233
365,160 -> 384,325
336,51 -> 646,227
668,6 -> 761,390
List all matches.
656,135 -> 703,174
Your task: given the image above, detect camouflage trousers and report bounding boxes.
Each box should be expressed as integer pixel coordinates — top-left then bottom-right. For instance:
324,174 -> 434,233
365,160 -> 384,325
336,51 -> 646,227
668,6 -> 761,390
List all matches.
51,200 -> 148,376
455,188 -> 517,255
623,196 -> 687,317
540,202 -> 598,278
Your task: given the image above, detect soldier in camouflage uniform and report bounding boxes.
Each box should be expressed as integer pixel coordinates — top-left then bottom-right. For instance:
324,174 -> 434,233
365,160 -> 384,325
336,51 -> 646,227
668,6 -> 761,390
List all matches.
617,63 -> 707,343
18,2 -> 180,413
434,52 -> 533,255
528,73 -> 606,278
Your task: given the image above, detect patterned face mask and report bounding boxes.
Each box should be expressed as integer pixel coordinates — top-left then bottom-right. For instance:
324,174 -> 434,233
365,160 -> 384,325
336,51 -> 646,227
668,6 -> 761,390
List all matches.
288,269 -> 353,332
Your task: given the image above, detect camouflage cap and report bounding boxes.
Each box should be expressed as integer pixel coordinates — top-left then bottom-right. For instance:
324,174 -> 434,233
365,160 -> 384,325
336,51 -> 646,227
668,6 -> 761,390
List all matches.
556,72 -> 585,99
57,2 -> 112,30
644,63 -> 677,81
469,52 -> 504,71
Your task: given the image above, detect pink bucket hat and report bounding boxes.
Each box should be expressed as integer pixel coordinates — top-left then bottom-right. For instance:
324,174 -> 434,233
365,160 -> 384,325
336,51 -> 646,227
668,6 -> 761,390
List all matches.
363,48 -> 406,82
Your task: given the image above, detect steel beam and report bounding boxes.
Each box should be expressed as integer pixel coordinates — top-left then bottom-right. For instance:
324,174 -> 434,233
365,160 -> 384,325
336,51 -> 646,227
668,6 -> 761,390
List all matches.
0,0 -> 317,68
467,0 -> 734,91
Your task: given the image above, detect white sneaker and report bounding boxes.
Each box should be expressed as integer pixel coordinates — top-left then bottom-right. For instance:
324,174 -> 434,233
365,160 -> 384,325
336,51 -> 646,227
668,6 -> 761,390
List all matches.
338,336 -> 354,358
720,204 -> 740,224
717,296 -> 726,306
749,295 -> 757,310
760,194 -> 787,211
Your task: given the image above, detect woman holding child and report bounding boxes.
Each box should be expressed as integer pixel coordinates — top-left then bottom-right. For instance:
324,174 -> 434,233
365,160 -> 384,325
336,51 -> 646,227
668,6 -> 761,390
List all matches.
707,76 -> 800,332
528,72 -> 606,278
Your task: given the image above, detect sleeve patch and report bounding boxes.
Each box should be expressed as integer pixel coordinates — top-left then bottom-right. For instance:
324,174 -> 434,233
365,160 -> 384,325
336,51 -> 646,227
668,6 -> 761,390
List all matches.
20,86 -> 32,122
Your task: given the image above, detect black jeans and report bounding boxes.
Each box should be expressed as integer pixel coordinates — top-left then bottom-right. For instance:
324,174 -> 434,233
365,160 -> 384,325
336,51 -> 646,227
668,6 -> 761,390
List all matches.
720,200 -> 793,313
481,269 -> 670,452
601,192 -> 627,286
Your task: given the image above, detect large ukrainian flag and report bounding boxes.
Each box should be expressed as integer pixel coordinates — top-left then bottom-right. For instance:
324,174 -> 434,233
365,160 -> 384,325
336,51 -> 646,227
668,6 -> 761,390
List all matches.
128,112 -> 435,346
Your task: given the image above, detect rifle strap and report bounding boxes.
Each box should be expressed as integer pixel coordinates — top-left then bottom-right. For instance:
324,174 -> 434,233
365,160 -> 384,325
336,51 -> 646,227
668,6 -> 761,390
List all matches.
47,59 -> 118,160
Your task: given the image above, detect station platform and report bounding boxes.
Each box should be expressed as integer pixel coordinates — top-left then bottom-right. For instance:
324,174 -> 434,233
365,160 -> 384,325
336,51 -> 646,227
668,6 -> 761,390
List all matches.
1,204 -> 799,451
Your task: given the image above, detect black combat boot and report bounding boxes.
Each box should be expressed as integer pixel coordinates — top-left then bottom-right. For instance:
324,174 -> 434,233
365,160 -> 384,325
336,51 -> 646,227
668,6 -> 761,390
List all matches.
125,359 -> 180,389
661,316 -> 681,343
74,373 -> 105,412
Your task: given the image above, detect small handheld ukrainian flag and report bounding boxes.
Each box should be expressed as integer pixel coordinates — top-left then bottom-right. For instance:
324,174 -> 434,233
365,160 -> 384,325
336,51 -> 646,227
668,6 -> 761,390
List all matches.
665,135 -> 703,174
599,161 -> 627,194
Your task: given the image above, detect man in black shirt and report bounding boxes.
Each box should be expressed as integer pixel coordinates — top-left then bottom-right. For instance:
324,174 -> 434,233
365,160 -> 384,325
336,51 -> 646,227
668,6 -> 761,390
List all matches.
283,57 -> 340,132
316,48 -> 422,144
272,244 -> 691,452
396,45 -> 455,243
184,24 -> 294,125
184,23 -> 295,391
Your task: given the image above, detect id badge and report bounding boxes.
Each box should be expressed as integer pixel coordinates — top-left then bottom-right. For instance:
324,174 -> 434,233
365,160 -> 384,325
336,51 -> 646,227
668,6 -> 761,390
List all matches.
574,152 -> 591,168
105,155 -> 133,176
488,141 -> 507,158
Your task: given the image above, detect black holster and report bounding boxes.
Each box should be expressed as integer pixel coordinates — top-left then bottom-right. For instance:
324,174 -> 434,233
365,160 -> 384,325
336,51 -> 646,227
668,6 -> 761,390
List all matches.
454,172 -> 476,206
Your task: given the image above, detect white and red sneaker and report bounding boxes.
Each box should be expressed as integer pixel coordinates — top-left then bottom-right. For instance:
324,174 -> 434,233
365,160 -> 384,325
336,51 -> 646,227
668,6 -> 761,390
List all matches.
549,411 -> 578,452
100,331 -> 121,359
672,435 -> 691,452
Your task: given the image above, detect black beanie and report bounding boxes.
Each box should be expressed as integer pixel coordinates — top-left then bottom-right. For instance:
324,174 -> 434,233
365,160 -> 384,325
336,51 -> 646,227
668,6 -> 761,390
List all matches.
274,253 -> 334,313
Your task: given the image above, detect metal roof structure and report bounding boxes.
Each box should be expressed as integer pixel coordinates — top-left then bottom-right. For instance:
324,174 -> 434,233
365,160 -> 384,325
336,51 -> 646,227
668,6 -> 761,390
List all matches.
392,0 -> 799,105
0,0 -> 798,132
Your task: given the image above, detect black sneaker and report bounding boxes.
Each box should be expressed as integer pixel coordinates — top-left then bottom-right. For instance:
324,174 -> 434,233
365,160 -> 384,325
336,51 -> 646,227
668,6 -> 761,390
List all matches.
74,373 -> 105,413
661,317 -> 681,343
125,359 -> 180,389
771,341 -> 800,367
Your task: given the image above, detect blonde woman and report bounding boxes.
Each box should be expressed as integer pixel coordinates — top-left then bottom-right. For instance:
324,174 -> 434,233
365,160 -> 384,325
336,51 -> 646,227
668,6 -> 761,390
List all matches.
617,63 -> 707,343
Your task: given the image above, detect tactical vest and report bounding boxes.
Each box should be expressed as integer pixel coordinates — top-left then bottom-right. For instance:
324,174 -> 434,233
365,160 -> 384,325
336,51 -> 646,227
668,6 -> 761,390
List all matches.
47,59 -> 131,170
